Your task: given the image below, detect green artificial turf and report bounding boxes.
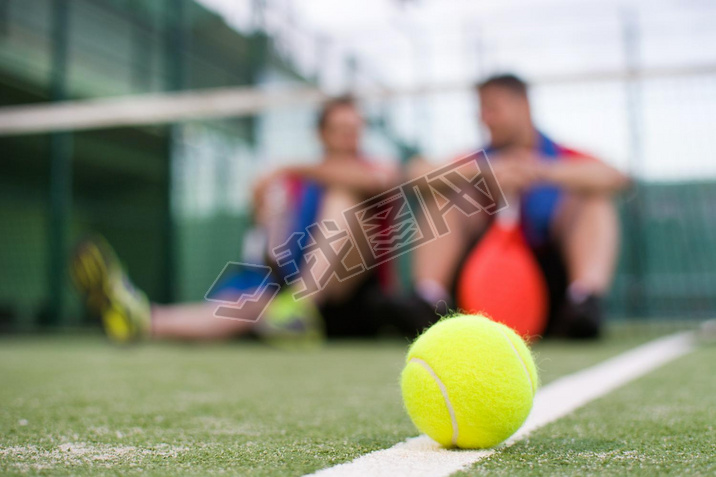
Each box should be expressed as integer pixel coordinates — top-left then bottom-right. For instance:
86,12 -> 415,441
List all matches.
0,323 -> 709,476
459,345 -> 716,476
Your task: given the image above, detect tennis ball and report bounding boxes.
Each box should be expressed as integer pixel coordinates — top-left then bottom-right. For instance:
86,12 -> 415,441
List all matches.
400,314 -> 538,449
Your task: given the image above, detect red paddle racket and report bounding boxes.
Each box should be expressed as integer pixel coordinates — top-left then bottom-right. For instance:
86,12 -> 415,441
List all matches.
456,200 -> 548,339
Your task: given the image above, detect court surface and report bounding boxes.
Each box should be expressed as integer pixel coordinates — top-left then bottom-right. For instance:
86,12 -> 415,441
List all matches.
1,322 -> 713,476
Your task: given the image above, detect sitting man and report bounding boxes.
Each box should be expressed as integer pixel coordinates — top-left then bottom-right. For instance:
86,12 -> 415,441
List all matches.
71,96 -> 412,344
408,74 -> 630,338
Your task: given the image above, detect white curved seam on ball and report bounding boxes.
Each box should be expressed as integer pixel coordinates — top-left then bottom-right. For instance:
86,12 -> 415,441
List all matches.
498,328 -> 536,395
409,357 -> 459,447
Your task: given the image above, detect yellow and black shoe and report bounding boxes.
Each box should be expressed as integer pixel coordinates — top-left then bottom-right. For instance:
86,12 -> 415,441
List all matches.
70,236 -> 151,343
254,288 -> 325,350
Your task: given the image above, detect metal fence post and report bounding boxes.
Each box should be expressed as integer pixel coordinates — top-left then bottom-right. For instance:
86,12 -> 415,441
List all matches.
622,9 -> 648,318
160,0 -> 187,304
45,0 -> 72,328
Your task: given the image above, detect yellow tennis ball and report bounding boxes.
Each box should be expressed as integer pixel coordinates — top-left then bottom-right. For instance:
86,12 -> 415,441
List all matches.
400,313 -> 538,449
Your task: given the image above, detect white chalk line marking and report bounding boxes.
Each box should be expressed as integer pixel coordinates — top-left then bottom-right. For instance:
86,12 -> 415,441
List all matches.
305,332 -> 695,477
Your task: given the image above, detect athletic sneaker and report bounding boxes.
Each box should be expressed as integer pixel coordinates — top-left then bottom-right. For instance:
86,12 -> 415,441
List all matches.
70,236 -> 151,343
253,288 -> 325,349
556,294 -> 604,339
374,291 -> 446,338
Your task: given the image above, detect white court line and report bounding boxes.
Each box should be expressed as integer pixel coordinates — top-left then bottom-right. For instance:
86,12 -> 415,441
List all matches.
306,332 -> 695,477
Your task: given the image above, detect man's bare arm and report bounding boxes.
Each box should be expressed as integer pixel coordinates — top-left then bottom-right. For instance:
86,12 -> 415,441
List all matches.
538,160 -> 631,194
285,161 -> 399,196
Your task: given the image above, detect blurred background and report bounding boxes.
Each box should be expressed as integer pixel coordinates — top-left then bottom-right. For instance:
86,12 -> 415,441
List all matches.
1,0 -> 715,332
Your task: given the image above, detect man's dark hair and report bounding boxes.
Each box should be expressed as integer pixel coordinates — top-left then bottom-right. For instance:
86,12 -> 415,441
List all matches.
477,74 -> 528,96
317,95 -> 357,130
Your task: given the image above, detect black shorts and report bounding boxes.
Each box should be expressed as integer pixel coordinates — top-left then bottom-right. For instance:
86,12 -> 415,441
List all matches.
451,235 -> 568,334
321,238 -> 569,338
319,271 -> 440,339
319,273 -> 387,338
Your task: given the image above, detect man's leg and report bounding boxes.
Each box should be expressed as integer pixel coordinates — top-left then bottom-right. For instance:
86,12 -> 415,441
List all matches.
289,187 -> 370,306
367,196 -> 488,337
553,194 -> 620,295
152,187 -> 368,341
412,196 -> 488,306
151,302 -> 255,341
551,193 -> 620,338
150,185 -> 288,341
